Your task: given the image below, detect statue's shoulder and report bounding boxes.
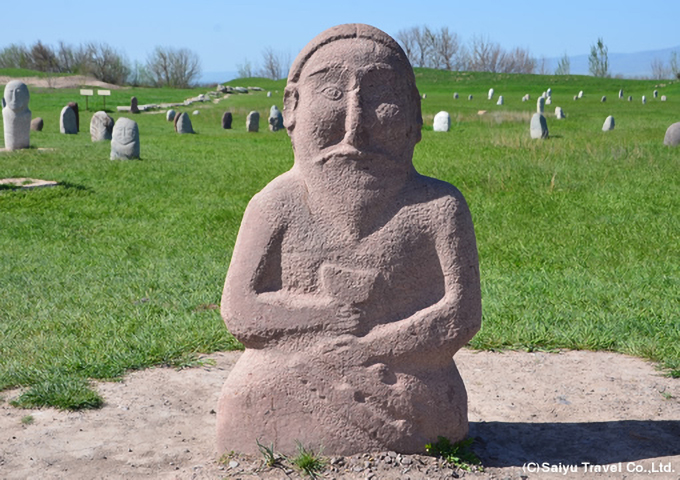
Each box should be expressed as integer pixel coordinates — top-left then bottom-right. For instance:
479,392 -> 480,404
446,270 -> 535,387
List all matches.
248,170 -> 306,214
405,173 -> 468,211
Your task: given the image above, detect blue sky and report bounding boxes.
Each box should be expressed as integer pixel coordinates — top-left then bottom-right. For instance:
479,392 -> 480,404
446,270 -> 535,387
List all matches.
2,0 -> 679,77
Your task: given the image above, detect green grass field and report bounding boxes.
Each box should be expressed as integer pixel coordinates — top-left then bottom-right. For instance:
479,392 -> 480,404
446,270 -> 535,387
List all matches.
1,70 -> 678,409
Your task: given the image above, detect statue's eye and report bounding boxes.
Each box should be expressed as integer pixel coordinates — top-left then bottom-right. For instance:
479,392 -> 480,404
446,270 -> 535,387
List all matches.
320,86 -> 343,101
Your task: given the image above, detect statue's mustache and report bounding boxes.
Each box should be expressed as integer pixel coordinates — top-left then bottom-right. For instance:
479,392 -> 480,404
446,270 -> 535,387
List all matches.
314,146 -> 389,166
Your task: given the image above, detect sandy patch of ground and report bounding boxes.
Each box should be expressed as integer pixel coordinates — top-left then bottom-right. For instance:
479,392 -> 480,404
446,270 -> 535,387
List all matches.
1,349 -> 678,479
0,75 -> 122,90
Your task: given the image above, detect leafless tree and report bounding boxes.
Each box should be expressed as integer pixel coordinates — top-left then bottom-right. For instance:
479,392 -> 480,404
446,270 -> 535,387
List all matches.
498,47 -> 536,74
56,41 -> 89,74
650,58 -> 670,80
395,28 -> 417,65
259,47 -> 290,80
430,27 -> 462,70
0,43 -> 30,69
237,58 -> 255,78
468,35 -> 502,72
84,42 -> 130,85
146,46 -> 201,88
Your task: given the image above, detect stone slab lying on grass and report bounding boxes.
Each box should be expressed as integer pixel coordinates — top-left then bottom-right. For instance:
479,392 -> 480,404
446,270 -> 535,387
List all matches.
0,177 -> 57,189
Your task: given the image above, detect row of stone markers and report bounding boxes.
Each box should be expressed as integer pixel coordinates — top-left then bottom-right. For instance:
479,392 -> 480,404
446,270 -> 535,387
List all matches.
164,106 -> 284,134
445,88 -> 670,105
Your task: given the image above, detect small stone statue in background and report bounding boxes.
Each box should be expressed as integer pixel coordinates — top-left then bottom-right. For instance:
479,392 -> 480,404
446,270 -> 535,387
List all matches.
2,81 -> 31,150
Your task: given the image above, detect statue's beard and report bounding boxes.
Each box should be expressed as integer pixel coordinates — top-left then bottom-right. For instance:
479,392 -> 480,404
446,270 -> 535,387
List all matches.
298,145 -> 412,233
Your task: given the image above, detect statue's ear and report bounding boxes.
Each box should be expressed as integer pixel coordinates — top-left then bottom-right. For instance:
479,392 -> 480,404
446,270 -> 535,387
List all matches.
283,86 -> 298,132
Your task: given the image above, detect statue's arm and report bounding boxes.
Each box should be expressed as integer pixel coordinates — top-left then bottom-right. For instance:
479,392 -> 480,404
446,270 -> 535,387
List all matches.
221,195 -> 342,349
359,193 -> 482,362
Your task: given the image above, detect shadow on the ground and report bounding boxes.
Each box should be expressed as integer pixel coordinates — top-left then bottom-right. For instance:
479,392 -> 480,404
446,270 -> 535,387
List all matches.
470,420 -> 680,467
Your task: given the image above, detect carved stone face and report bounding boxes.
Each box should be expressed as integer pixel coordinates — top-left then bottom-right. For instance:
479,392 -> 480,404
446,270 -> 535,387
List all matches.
3,81 -> 29,112
287,38 -> 421,179
112,118 -> 137,145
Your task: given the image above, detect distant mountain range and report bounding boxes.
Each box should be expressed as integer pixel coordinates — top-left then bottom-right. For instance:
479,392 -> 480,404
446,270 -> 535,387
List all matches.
547,45 -> 680,78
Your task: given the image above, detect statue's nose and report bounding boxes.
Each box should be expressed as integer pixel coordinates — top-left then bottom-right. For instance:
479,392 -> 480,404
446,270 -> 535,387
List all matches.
343,91 -> 370,149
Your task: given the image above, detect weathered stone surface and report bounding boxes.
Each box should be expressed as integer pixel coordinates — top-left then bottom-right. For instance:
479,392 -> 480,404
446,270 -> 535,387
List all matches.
530,112 -> 549,139
173,111 -> 181,131
661,95 -> 667,102
90,111 -> 114,141
246,111 -> 259,132
453,92 -> 459,99
60,106 -> 77,134
654,90 -> 658,98
66,101 -> 79,132
545,97 -> 552,105
602,115 -> 615,131
267,91 -> 272,97
166,109 -> 176,121
268,105 -> 284,132
663,122 -> 680,146
130,96 -> 140,114
619,89 -> 624,99
422,93 -> 427,99
547,88 -> 552,97
433,111 -> 450,131
192,110 -> 200,115
2,81 -> 31,150
217,23 -> 481,457
601,96 -> 607,102
537,96 -> 545,113
468,94 -> 473,100
110,117 -> 139,159
176,112 -> 195,134
234,87 -> 249,94
30,117 -> 43,131
496,96 -> 504,105
555,107 -> 565,119
628,96 -> 633,101
578,90 -> 584,98
488,88 -> 494,100
222,111 -> 232,129
642,96 -> 647,104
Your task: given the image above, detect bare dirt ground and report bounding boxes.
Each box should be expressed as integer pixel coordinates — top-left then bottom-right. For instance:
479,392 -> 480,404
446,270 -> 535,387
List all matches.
0,75 -> 122,90
1,349 -> 678,480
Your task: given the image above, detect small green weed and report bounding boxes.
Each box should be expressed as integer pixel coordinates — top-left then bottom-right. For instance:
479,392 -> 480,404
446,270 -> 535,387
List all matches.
425,436 -> 483,472
659,388 -> 673,400
10,375 -> 103,410
256,439 -> 285,468
20,415 -> 34,425
291,442 -> 326,478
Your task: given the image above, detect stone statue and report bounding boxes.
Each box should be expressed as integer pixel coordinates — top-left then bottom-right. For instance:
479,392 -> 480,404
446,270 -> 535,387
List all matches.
110,117 -> 139,159
2,81 -> 31,150
217,23 -> 481,456
90,111 -> 114,142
